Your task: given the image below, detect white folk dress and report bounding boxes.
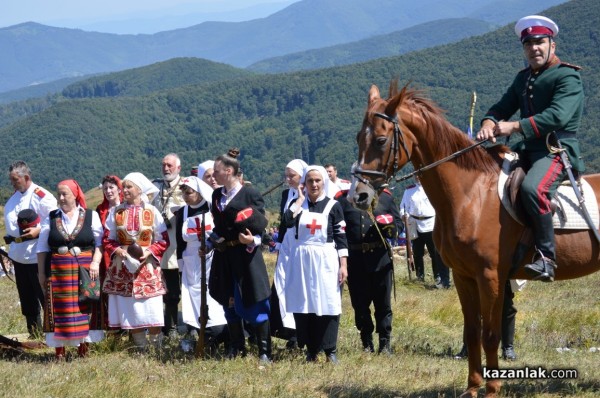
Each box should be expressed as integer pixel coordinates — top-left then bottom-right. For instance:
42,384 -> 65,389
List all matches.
284,199 -> 341,316
180,206 -> 226,329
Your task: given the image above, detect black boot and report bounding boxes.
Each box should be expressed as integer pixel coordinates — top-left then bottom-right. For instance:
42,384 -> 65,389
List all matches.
523,213 -> 557,282
501,283 -> 517,361
324,347 -> 338,365
378,337 -> 392,355
26,314 -> 42,339
162,303 -> 179,338
454,344 -> 468,360
226,320 -> 246,359
254,320 -> 272,363
360,331 -> 374,353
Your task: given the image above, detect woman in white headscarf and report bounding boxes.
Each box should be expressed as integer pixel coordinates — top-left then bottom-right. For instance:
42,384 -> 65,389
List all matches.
198,160 -> 219,189
174,176 -> 227,352
102,172 -> 169,350
271,159 -> 307,347
282,165 -> 348,364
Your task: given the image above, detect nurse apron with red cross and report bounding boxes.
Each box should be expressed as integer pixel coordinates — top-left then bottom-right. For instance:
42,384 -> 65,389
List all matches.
285,199 -> 341,316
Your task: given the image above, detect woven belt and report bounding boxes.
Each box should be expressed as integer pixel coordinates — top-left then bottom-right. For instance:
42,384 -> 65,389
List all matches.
410,214 -> 434,220
51,246 -> 94,255
349,241 -> 386,252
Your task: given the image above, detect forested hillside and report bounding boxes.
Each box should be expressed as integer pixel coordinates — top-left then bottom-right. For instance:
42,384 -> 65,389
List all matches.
0,58 -> 254,129
0,0 -> 597,210
247,18 -> 497,73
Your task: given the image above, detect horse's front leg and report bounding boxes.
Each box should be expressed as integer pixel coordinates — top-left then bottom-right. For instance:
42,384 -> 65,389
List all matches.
479,270 -> 504,398
454,273 -> 483,398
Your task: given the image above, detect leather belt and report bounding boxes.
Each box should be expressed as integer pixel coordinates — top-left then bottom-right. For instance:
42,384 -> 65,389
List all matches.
214,239 -> 243,252
349,241 -> 386,252
410,214 -> 434,220
4,236 -> 34,244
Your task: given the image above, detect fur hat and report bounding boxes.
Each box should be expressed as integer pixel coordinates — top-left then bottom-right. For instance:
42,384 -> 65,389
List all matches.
17,209 -> 40,234
234,207 -> 268,235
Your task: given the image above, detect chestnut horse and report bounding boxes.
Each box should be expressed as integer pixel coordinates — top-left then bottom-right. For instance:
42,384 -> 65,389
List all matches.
349,82 -> 600,397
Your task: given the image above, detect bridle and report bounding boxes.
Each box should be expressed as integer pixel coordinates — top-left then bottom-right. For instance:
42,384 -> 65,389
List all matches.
352,111 -> 411,191
353,110 -> 490,191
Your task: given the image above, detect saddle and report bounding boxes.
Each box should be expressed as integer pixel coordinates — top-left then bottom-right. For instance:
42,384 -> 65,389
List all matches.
498,152 -> 600,230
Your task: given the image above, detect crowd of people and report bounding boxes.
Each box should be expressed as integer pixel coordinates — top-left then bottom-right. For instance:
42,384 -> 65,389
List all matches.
2,155 -> 450,363
4,13 -> 579,365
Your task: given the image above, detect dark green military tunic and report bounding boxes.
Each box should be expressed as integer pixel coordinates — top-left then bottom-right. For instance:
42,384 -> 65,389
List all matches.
483,56 -> 584,172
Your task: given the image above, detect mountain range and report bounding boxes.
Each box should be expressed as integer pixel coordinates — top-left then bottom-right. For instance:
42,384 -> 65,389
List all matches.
0,0 -> 596,206
0,0 -> 566,93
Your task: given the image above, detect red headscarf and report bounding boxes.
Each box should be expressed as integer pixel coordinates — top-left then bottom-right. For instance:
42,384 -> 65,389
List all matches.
58,179 -> 87,209
96,175 -> 123,226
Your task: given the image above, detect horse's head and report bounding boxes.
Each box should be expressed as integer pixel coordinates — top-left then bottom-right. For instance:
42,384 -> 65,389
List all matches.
349,83 -> 414,210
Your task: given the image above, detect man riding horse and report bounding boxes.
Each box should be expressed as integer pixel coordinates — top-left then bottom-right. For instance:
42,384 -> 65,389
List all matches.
477,15 -> 584,282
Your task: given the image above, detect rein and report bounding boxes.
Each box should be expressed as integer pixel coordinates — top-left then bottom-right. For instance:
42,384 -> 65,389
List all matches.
354,109 -> 489,187
394,139 -> 489,183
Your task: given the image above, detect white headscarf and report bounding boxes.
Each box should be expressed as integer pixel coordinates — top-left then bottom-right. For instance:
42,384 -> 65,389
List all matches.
301,165 -> 340,201
284,159 -> 308,210
197,160 -> 215,181
123,172 -> 159,203
286,159 -> 307,179
180,176 -> 214,206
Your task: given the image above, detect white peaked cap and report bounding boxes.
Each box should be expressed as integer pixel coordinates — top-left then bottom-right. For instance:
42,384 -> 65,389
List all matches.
514,15 -> 558,41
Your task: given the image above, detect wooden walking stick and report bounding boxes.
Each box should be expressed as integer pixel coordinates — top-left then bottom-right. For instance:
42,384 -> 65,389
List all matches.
402,207 -> 415,280
195,212 -> 209,359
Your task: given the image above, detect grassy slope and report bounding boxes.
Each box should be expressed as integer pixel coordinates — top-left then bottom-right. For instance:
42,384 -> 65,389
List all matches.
0,253 -> 599,397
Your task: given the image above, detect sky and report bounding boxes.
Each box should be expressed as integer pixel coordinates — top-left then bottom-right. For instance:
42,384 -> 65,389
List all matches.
1,0 -> 297,33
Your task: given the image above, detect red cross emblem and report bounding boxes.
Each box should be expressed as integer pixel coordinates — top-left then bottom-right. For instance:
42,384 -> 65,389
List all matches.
306,219 -> 322,235
235,207 -> 254,222
376,214 -> 394,225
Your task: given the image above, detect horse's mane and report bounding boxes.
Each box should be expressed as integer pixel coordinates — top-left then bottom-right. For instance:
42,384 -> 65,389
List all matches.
386,82 -> 505,175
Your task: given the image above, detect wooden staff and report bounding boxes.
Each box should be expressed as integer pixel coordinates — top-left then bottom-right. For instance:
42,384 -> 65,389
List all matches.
402,207 -> 415,280
195,212 -> 208,359
261,181 -> 284,197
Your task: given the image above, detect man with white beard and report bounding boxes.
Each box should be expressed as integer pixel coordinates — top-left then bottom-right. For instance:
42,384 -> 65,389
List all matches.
152,153 -> 186,339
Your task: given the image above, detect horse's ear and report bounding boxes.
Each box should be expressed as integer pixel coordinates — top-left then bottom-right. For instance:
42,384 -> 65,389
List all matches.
368,85 -> 380,105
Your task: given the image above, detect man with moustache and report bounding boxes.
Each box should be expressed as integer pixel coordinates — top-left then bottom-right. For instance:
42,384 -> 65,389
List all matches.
152,153 -> 186,339
4,161 -> 57,338
477,15 -> 584,282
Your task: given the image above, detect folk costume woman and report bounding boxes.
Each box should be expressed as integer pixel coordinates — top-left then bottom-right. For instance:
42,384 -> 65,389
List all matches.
95,175 -> 123,330
282,165 -> 348,363
208,152 -> 272,362
37,179 -> 104,359
271,159 -> 307,346
102,172 -> 169,349
174,176 -> 227,351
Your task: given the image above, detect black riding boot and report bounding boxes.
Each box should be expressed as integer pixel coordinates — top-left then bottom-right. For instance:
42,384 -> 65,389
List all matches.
254,320 -> 272,363
26,314 -> 42,338
324,346 -> 338,364
226,320 -> 246,359
523,213 -> 557,282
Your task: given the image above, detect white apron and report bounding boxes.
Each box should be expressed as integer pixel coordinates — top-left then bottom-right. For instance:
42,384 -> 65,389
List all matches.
180,207 -> 226,329
274,229 -> 297,329
284,199 -> 341,316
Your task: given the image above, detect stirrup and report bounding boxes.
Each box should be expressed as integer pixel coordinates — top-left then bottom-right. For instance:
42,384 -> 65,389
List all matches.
524,251 -> 556,282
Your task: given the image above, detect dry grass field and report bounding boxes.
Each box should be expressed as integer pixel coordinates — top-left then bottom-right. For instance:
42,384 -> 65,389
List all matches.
0,249 -> 600,397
